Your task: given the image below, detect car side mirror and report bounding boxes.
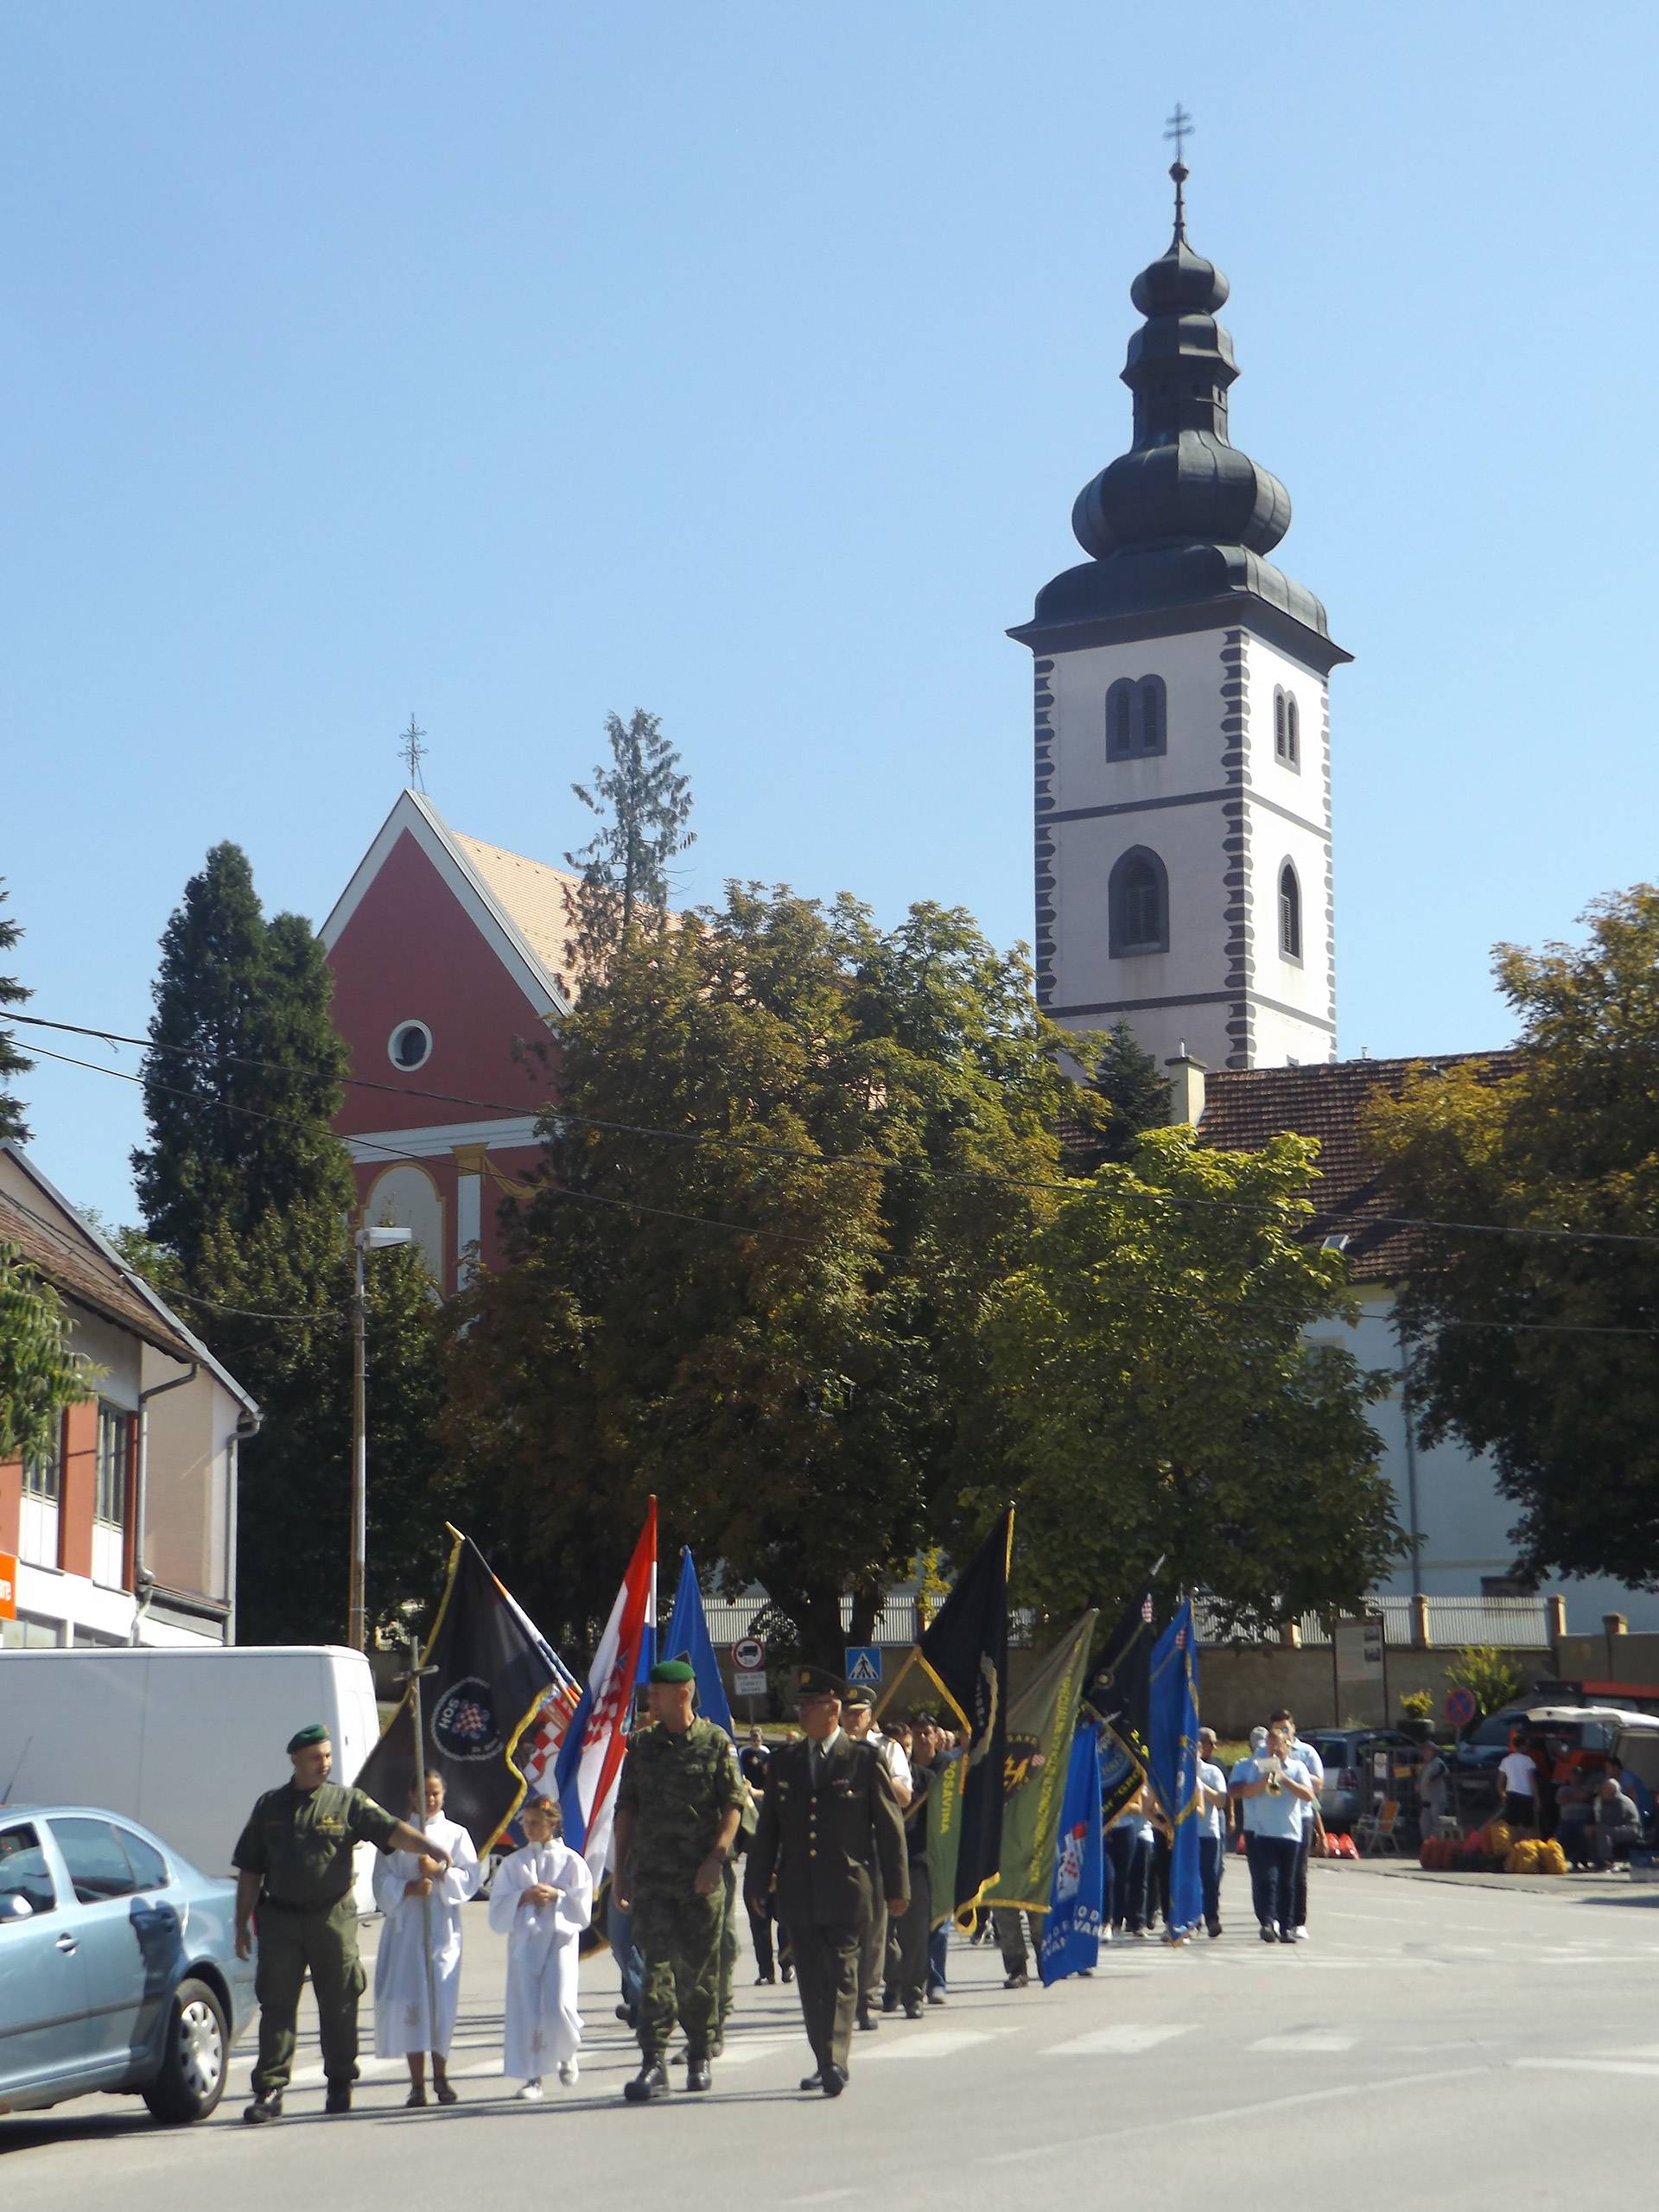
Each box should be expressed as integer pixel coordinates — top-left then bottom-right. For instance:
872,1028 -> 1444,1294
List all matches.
0,1893 -> 35,1923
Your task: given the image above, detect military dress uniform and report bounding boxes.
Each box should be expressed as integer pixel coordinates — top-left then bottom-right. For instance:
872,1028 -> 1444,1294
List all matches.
613,1709 -> 746,2072
233,1774 -> 401,2104
747,1680 -> 906,2095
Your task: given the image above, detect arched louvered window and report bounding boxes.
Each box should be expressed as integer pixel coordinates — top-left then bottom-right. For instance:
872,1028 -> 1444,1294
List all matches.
1274,687 -> 1300,768
1105,674 -> 1168,761
1109,847 -> 1170,957
1279,861 -> 1302,962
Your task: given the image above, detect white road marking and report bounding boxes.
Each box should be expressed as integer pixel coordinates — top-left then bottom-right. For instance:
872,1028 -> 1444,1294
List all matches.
1515,2058 -> 1659,2079
984,2066 -> 1491,2164
1043,2024 -> 1198,2056
1249,2031 -> 1358,2052
784,2193 -> 859,2206
861,2028 -> 1015,2062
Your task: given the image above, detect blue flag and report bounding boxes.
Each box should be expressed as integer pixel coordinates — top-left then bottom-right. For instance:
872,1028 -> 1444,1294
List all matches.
664,1547 -> 734,1737
1147,1597 -> 1204,1939
1039,1724 -> 1103,1986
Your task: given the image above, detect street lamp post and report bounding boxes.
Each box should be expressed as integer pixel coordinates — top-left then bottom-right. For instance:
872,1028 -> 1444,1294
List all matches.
349,1224 -> 415,1652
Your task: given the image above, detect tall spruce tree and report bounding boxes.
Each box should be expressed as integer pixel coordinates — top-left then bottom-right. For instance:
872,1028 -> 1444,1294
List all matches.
130,843 -> 448,1642
0,879 -> 34,1142
562,708 -> 693,991
1084,1020 -> 1171,1163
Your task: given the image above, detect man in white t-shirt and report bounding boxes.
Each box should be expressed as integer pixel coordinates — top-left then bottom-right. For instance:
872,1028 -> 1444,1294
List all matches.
843,1688 -> 912,2030
1498,1734 -> 1540,1829
1270,1709 -> 1323,1942
1195,1727 -> 1229,1939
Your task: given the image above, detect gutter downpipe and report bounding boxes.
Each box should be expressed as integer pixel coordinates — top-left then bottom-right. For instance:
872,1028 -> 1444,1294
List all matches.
228,1408 -> 264,1647
1397,1325 -> 1423,1602
131,1362 -> 198,1646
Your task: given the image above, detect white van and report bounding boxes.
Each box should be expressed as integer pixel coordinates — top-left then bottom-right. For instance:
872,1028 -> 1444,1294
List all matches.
0,1646 -> 383,1904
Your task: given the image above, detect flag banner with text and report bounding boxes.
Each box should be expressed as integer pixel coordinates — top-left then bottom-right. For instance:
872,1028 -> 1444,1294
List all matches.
1084,1586 -> 1157,1827
355,1528 -> 576,1853
1039,1724 -> 1104,1986
983,1608 -> 1097,1912
1147,1595 -> 1205,1938
664,1545 -> 734,1738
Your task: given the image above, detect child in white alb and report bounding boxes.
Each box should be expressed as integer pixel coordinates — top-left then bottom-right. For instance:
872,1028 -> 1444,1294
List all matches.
488,1795 -> 594,2098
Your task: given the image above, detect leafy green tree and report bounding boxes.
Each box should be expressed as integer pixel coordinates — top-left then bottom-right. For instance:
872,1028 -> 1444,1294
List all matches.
0,1243 -> 95,1460
0,880 -> 33,1143
562,709 -> 693,991
1079,1020 -> 1171,1163
130,845 -> 448,1641
976,1127 -> 1401,1633
1370,885 -> 1659,1589
132,845 -> 353,1274
445,887 -> 1090,1659
1443,1645 -> 1523,1719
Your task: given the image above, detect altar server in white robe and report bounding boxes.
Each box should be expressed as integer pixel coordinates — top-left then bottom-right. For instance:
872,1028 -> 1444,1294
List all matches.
488,1795 -> 594,2098
372,1771 -> 480,2106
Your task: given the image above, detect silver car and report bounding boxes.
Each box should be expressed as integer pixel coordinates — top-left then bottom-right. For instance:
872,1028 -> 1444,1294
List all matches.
0,1804 -> 257,2123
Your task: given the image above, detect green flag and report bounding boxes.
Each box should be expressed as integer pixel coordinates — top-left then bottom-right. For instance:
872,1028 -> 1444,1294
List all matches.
982,1610 -> 1097,1913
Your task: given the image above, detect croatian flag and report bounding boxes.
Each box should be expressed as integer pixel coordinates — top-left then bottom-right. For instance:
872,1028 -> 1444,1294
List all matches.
555,1499 -> 658,1880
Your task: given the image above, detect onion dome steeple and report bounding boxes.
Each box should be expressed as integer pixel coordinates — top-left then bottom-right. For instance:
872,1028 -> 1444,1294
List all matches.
1014,140 -> 1344,663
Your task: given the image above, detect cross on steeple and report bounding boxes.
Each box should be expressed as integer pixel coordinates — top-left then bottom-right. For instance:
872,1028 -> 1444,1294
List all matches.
398,712 -> 429,791
1164,103 -> 1193,238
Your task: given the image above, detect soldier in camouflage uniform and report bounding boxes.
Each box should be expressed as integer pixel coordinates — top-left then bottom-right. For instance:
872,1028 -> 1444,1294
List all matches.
612,1658 -> 746,2102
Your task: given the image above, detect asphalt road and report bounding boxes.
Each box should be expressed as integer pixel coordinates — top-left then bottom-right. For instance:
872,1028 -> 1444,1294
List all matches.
10,1864 -> 1659,2209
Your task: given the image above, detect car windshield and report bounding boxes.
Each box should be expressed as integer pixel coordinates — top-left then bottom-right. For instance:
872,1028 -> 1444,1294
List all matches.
1470,1712 -> 1532,1746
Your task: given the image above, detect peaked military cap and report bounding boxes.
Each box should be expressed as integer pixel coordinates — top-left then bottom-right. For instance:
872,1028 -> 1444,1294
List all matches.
648,1658 -> 697,1685
842,1685 -> 875,1711
796,1665 -> 846,1700
286,1723 -> 330,1751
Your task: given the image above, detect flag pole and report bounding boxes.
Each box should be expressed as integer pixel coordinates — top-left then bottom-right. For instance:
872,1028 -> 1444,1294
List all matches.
399,1624 -> 442,2076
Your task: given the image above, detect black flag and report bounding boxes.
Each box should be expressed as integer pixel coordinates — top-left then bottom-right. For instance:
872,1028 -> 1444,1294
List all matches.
918,1506 -> 1013,1914
1083,1586 -> 1157,1827
354,1529 -> 562,1853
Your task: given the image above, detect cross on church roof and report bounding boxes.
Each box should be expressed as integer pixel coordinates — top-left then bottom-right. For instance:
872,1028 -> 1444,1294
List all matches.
398,712 -> 429,791
1164,102 -> 1193,237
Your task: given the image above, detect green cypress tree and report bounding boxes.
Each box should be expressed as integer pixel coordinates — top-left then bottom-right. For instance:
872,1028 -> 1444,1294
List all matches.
0,879 -> 34,1143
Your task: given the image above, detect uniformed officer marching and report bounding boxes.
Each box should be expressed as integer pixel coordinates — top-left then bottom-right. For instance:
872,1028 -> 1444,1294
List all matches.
746,1667 -> 907,2098
612,1658 -> 747,2102
233,1723 -> 445,2123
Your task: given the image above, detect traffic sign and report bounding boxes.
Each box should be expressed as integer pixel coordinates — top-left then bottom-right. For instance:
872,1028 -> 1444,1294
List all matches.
1444,1686 -> 1478,1728
734,1670 -> 768,1698
845,1645 -> 882,1687
0,1551 -> 14,1624
734,1635 -> 766,1674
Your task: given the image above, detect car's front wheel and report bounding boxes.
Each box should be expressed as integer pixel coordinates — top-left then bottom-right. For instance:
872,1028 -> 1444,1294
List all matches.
142,1977 -> 229,2124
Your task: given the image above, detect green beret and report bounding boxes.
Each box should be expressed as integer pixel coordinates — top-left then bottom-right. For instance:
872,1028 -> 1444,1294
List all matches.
796,1665 -> 846,1700
286,1724 -> 331,1752
649,1659 -> 697,1686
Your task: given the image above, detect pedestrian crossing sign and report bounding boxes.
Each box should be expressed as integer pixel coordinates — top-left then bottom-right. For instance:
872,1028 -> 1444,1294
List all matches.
845,1645 -> 881,1686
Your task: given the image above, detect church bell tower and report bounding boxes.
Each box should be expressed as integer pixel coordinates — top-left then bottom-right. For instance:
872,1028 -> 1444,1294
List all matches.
1010,143 -> 1349,1071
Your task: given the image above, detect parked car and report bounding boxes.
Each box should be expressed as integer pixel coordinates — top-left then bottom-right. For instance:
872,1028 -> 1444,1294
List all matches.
1301,1728 -> 1423,1832
0,1805 -> 256,2123
1450,1704 -> 1659,1772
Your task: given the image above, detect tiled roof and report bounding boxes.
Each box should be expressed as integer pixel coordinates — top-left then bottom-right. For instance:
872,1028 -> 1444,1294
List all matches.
0,1179 -> 200,1364
1195,1051 -> 1523,1283
451,833 -> 583,986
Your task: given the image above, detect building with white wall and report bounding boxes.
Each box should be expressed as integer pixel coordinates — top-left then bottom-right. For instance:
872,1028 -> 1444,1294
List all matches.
0,1143 -> 259,1649
1011,156 -> 1344,1074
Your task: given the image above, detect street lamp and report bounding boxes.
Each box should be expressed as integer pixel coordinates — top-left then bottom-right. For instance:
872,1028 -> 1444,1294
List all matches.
349,1224 -> 415,1652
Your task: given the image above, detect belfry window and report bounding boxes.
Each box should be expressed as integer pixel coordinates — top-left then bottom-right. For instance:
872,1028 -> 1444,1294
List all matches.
1279,861 -> 1302,962
1109,847 -> 1170,957
1106,674 -> 1168,761
1274,687 -> 1300,767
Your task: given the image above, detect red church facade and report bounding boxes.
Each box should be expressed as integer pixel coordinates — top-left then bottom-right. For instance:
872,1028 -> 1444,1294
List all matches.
321,791 -> 575,1293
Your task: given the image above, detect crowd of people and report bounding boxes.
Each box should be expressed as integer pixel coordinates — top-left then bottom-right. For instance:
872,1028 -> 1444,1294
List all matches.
232,1687 -> 1653,2124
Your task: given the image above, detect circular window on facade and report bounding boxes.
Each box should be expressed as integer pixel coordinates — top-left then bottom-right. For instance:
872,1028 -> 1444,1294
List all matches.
388,1020 -> 433,1072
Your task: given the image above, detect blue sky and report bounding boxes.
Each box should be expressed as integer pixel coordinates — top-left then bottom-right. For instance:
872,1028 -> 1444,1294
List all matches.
6,4 -> 1656,1224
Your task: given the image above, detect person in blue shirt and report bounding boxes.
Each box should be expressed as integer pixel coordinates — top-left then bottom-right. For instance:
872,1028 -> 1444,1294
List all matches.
1230,1721 -> 1316,1943
1270,1708 -> 1324,1942
1195,1728 -> 1229,1939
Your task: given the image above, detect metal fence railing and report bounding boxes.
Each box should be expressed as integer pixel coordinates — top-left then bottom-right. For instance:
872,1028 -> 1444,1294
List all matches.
698,1596 -> 1040,1649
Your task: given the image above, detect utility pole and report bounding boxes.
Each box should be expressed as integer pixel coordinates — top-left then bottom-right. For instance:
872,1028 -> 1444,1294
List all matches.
349,1224 -> 415,1651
